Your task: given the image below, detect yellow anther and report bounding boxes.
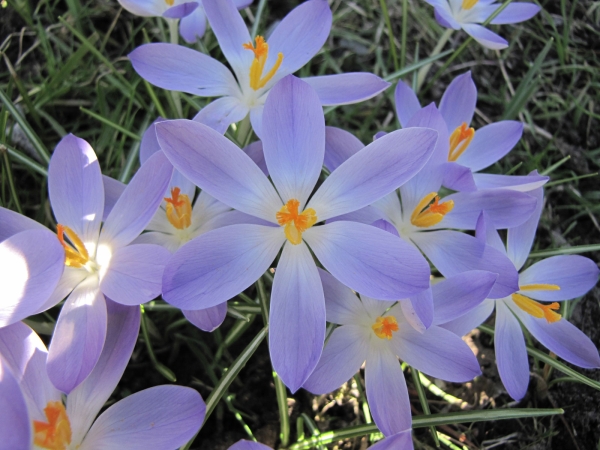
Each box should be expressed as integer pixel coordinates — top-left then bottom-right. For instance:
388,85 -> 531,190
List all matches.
519,283 -> 561,292
512,293 -> 562,323
164,187 -> 192,230
448,123 -> 475,162
372,316 -> 399,340
410,192 -> 454,228
276,199 -> 317,245
243,35 -> 284,91
33,401 -> 72,450
165,0 -> 174,5
56,224 -> 89,268
462,0 -> 479,10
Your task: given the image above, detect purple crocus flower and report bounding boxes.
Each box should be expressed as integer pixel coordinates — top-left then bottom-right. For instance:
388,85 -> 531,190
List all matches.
302,269 -> 491,436
156,76 -> 437,391
229,429 -> 414,449
117,0 -> 252,44
424,1 -> 541,49
0,134 -> 173,394
129,0 -> 390,136
324,105 -> 537,329
442,189 -> 600,400
395,72 -> 547,192
0,300 -> 205,450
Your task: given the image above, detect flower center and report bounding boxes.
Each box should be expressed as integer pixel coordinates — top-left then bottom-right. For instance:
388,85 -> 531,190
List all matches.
512,284 -> 561,323
372,316 -> 399,340
164,187 -> 192,230
410,192 -> 454,228
33,401 -> 72,450
56,224 -> 90,268
276,199 -> 317,245
448,123 -> 475,162
242,36 -> 284,91
462,0 -> 479,10
165,0 -> 174,5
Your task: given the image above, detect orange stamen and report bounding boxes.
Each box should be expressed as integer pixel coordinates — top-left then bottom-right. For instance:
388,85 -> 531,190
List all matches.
165,0 -> 174,5
243,35 -> 284,90
56,224 -> 89,268
372,316 -> 399,340
33,401 -> 72,450
164,187 -> 193,230
519,283 -> 560,292
276,199 -> 317,245
410,192 -> 454,228
512,293 -> 562,323
448,123 -> 475,162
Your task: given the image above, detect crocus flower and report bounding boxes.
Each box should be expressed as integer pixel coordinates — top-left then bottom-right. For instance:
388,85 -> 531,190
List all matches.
303,269 -> 490,436
324,104 -> 537,324
105,118 -> 266,332
424,1 -> 541,49
1,134 -> 173,394
395,72 -> 547,192
0,300 -> 206,450
442,190 -> 600,400
156,76 -> 437,391
129,0 -> 390,136
117,0 -> 252,44
229,429 -> 414,449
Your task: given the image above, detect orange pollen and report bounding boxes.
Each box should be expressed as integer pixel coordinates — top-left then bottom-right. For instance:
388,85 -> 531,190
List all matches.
165,0 -> 174,4
164,187 -> 192,230
243,35 -> 284,91
410,192 -> 454,228
462,0 -> 479,9
372,316 -> 399,340
448,123 -> 475,162
512,293 -> 562,323
33,401 -> 72,450
276,199 -> 317,245
56,224 -> 89,268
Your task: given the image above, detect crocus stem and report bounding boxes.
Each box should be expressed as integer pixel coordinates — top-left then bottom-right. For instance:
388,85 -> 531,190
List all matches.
167,18 -> 183,117
416,28 -> 453,91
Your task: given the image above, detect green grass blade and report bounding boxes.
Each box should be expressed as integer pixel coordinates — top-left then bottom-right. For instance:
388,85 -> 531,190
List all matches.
0,87 -> 50,164
502,38 -> 554,120
529,244 -> 600,258
289,408 -> 563,449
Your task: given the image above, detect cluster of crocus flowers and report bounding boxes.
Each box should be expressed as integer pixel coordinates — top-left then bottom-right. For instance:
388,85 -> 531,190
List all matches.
1,0 -> 599,447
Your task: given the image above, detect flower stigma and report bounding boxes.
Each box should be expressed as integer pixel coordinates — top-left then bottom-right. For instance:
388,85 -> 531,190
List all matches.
33,401 -> 72,450
372,316 -> 399,340
461,0 -> 479,10
56,224 -> 90,268
410,193 -> 454,228
276,199 -> 317,245
164,187 -> 192,230
243,36 -> 284,91
512,294 -> 561,323
448,123 -> 475,161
